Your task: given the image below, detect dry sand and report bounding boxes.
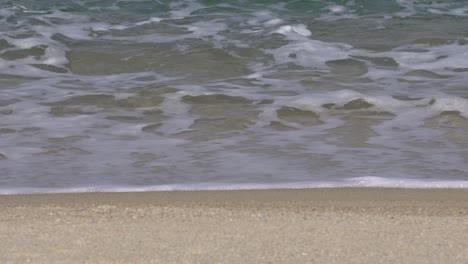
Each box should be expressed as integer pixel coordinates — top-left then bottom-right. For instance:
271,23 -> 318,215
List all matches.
1,188 -> 468,263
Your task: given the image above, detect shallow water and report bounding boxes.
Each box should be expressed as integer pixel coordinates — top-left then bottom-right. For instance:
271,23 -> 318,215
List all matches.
1,0 -> 468,193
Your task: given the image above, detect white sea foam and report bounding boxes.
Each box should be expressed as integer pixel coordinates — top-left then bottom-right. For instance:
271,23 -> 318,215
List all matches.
264,18 -> 283,27
329,5 -> 346,13
268,39 -> 352,68
135,17 -> 162,26
273,24 -> 311,37
385,43 -> 468,71
1,176 -> 468,195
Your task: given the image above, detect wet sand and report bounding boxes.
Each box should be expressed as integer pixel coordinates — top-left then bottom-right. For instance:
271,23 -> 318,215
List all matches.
1,188 -> 468,263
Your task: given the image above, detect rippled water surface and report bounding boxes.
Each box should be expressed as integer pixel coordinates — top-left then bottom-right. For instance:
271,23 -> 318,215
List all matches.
1,0 -> 468,192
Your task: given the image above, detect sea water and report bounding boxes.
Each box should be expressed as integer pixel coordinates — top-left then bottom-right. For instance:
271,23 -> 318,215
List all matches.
1,0 -> 468,193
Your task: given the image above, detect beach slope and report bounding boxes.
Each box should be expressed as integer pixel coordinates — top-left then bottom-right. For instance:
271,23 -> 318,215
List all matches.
1,188 -> 468,263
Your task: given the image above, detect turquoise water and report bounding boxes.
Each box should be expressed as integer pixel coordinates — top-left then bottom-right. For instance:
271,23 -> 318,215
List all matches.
1,0 -> 468,193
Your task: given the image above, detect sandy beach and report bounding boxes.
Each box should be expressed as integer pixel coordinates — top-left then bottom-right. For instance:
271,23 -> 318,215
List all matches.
1,188 -> 468,263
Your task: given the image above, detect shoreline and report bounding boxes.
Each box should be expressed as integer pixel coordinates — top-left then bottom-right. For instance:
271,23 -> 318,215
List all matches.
2,188 -> 468,263
2,177 -> 468,195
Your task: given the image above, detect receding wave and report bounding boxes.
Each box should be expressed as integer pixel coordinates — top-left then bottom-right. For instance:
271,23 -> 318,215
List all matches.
1,0 -> 468,192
